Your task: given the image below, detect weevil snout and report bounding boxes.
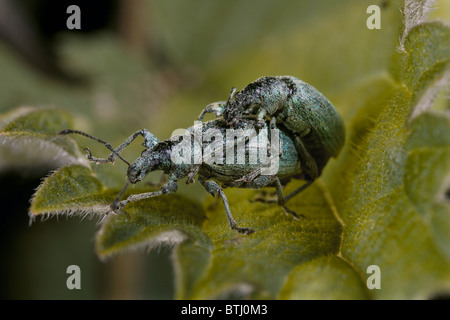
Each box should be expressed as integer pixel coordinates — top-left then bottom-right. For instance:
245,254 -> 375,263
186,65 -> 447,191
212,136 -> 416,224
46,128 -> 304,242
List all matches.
127,166 -> 143,184
127,149 -> 166,184
127,157 -> 153,184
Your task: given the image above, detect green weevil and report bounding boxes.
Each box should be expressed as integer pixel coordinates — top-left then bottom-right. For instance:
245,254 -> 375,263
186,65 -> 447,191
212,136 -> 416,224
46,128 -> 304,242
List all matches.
198,75 -> 345,182
60,76 -> 345,234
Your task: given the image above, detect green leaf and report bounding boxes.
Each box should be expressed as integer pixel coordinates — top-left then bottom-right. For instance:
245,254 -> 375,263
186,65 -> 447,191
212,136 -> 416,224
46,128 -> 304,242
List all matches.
30,165 -> 110,217
395,22 -> 450,96
1,107 -> 72,136
326,18 -> 450,298
173,240 -> 212,300
96,197 -> 209,260
404,113 -> 450,260
278,255 -> 369,300
0,107 -> 83,171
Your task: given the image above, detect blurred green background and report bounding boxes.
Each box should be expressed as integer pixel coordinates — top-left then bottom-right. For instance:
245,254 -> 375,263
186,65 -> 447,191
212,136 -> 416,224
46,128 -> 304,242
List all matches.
0,0 -> 448,299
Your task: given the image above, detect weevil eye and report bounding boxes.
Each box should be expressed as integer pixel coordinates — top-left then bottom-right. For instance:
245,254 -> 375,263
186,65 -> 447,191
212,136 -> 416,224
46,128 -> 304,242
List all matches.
127,167 -> 142,184
127,167 -> 139,183
240,99 -> 252,109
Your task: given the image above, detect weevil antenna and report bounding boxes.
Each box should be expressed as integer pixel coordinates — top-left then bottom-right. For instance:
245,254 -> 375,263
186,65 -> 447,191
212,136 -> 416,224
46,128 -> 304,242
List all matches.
59,129 -> 131,166
228,87 -> 237,104
111,181 -> 129,211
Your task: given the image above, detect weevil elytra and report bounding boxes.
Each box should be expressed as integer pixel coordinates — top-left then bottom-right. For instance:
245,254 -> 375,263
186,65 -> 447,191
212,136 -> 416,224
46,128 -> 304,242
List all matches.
60,76 -> 345,234
198,76 -> 345,182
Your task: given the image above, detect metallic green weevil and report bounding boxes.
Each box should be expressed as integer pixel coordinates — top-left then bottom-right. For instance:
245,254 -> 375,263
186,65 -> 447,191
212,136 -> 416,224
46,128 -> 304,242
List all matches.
60,76 -> 345,234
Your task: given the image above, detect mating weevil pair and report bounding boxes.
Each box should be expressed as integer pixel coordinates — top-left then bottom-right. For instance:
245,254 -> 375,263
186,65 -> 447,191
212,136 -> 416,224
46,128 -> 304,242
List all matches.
60,76 -> 345,234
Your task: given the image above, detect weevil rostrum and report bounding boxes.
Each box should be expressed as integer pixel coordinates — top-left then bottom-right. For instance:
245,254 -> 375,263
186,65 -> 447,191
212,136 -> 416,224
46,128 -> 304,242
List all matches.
60,76 -> 345,234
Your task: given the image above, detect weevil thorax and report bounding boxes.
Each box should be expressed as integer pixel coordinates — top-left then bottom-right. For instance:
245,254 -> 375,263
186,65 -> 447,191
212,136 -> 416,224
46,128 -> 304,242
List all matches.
224,77 -> 288,126
127,142 -> 171,184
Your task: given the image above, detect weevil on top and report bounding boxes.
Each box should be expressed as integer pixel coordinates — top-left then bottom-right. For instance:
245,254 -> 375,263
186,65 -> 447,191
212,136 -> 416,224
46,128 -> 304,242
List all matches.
60,75 -> 345,234
199,76 -> 345,182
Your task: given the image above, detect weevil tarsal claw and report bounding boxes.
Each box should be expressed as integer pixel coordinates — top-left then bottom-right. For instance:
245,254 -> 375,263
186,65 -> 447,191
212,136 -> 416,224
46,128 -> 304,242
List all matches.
106,204 -> 130,219
110,199 -> 128,212
280,205 -> 300,220
233,226 -> 255,235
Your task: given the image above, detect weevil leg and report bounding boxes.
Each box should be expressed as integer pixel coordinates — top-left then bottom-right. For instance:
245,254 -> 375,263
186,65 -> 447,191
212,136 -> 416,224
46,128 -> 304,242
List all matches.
84,147 -> 113,164
203,87 -> 237,121
228,87 -> 237,101
284,179 -> 314,202
253,108 -> 268,127
186,164 -> 201,184
111,180 -> 178,212
266,119 -> 318,180
293,136 -> 319,181
269,116 -> 277,129
229,167 -> 262,187
109,181 -> 130,212
199,178 -> 254,235
197,102 -> 226,121
273,177 -> 302,220
251,177 -> 310,219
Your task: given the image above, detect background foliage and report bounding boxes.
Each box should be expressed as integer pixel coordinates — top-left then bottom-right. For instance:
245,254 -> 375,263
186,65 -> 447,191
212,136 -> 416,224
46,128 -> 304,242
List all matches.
0,0 -> 448,299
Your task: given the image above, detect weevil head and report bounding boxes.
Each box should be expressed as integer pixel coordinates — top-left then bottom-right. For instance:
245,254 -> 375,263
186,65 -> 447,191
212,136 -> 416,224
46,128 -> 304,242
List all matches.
224,99 -> 247,127
127,143 -> 170,184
